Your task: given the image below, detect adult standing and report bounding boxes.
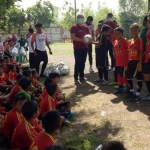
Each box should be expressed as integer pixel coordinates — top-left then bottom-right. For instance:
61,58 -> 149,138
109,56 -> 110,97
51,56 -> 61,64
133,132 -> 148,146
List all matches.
70,14 -> 90,83
27,28 -> 35,68
85,16 -> 94,73
31,23 -> 52,78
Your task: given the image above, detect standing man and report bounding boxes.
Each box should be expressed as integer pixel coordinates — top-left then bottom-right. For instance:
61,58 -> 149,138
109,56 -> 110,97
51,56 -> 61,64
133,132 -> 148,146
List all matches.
70,14 -> 90,83
31,23 -> 52,78
85,16 -> 94,73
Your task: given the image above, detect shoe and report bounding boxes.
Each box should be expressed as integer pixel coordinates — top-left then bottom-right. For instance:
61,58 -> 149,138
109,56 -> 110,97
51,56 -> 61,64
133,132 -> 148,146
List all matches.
130,95 -> 141,102
69,112 -> 74,118
94,79 -> 103,82
114,88 -> 124,94
141,96 -> 150,101
79,77 -> 87,82
64,119 -> 71,126
74,79 -> 78,84
89,68 -> 94,73
114,85 -> 119,89
101,80 -> 109,86
108,82 -> 118,86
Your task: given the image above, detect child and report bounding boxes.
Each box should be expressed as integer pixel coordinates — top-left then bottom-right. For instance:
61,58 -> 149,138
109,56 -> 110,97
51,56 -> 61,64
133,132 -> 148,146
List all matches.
0,58 -> 7,73
92,24 -> 112,86
23,70 -> 32,79
9,74 -> 24,104
7,64 -> 18,82
113,27 -> 128,94
45,144 -> 67,150
101,141 -> 126,150
126,23 -> 143,101
32,69 -> 40,87
11,101 -> 42,150
142,13 -> 150,101
30,110 -> 61,150
0,64 -> 13,92
2,93 -> 26,142
18,77 -> 32,100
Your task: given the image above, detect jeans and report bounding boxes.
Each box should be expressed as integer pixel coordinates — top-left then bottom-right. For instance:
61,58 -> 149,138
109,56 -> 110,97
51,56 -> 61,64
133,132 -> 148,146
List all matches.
106,42 -> 114,68
74,49 -> 87,80
87,44 -> 92,66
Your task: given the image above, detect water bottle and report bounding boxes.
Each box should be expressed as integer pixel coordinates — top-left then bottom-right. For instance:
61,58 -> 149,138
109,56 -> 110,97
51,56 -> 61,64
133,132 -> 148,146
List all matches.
95,144 -> 103,150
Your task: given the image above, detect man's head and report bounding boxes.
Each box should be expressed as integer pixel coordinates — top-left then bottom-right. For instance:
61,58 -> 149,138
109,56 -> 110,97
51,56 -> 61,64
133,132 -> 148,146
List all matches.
42,110 -> 61,134
35,23 -> 43,33
130,23 -> 140,38
28,28 -> 34,35
76,14 -> 84,25
44,78 -> 53,87
114,27 -> 124,40
23,70 -> 32,79
13,93 -> 26,113
86,16 -> 93,25
106,13 -> 113,22
22,101 -> 39,120
49,72 -> 60,84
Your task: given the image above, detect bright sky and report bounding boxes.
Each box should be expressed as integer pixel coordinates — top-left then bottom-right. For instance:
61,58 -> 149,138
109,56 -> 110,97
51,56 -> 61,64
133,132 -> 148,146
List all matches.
19,0 -> 119,12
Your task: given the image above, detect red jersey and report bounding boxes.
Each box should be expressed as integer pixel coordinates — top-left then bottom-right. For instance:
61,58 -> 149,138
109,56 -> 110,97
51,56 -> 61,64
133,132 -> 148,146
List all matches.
2,109 -> 23,139
113,38 -> 128,66
104,22 -> 117,29
0,73 -> 8,85
144,29 -> 150,63
11,118 -> 42,149
32,78 -> 39,87
128,38 -> 143,61
37,89 -> 48,106
3,64 -> 8,73
39,96 -> 58,117
70,24 -> 90,49
8,71 -> 18,81
30,131 -> 56,150
9,84 -> 22,104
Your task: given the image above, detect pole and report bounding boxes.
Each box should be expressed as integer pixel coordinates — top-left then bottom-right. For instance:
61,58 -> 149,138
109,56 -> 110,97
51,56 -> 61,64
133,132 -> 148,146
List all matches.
148,0 -> 150,12
74,0 -> 77,23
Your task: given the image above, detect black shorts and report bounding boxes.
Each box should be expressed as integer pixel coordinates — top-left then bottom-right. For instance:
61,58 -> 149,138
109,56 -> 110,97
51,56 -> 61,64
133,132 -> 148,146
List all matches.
143,61 -> 150,74
126,60 -> 143,79
115,66 -> 126,77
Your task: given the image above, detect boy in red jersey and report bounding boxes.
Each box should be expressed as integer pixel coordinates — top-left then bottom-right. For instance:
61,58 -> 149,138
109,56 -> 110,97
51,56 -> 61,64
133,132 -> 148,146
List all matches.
7,64 -> 18,82
126,23 -> 143,101
32,69 -> 40,87
9,74 -> 24,104
11,101 -> 42,150
142,13 -> 150,101
30,110 -> 60,150
113,27 -> 128,94
2,94 -> 26,146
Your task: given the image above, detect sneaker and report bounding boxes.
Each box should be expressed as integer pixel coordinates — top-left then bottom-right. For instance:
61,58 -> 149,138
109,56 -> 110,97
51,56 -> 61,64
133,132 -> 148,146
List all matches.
130,95 -> 141,102
108,82 -> 118,86
141,96 -> 150,101
101,80 -> 109,86
64,119 -> 71,126
94,79 -> 103,82
114,88 -> 124,94
69,112 -> 74,118
74,79 -> 78,84
89,68 -> 94,73
79,77 -> 87,82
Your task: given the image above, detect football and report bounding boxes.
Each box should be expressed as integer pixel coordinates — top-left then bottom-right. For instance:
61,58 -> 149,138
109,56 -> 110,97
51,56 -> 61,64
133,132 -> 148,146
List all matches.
83,34 -> 92,43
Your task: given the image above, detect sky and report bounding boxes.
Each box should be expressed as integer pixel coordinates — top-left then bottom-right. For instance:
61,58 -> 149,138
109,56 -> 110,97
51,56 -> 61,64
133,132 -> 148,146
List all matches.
19,0 -> 119,12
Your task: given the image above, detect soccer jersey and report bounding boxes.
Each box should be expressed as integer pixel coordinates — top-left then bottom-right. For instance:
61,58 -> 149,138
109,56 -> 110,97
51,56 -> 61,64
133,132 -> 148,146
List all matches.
128,38 -> 143,61
30,131 -> 56,150
39,96 -> 58,117
0,73 -> 8,85
18,90 -> 31,101
9,84 -> 22,104
113,38 -> 128,66
3,64 -> 8,73
11,118 -> 42,149
8,71 -> 18,82
2,109 -> 23,139
37,89 -> 48,106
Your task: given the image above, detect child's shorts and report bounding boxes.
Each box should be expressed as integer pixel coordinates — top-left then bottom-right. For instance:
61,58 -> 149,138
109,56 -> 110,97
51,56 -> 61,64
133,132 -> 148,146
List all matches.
115,66 -> 126,77
56,101 -> 70,112
143,61 -> 150,74
126,60 -> 143,79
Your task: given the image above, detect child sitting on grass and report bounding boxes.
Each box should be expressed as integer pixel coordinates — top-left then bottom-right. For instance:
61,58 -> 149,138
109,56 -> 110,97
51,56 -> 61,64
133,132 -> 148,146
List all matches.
32,69 -> 41,87
30,110 -> 61,150
11,101 -> 42,150
7,64 -> 18,82
2,93 -> 26,146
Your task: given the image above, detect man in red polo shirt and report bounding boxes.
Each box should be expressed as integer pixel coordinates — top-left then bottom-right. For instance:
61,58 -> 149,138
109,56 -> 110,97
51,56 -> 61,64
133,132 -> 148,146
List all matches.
70,14 -> 90,83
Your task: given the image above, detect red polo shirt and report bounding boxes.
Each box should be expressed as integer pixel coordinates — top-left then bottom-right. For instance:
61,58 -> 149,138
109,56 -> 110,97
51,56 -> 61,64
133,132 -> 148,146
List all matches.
104,22 -> 117,29
70,24 -> 90,49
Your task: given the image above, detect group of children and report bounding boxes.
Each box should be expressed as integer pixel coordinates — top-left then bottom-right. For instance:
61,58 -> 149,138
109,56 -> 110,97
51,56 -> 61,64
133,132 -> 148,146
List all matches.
0,49 -> 75,150
93,13 -> 150,102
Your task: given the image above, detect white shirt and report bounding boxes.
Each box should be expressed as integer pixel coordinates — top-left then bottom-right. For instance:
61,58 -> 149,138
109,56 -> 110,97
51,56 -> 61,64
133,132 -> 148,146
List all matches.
32,32 -> 48,51
27,35 -> 35,53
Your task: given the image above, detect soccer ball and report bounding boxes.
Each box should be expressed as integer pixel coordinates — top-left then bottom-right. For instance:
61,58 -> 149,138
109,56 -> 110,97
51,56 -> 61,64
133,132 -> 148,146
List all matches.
83,34 -> 92,43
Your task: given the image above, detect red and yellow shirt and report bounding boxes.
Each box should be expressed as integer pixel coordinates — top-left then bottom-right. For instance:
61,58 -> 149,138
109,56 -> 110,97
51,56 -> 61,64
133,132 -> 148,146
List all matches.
30,131 -> 56,150
144,28 -> 150,63
0,73 -> 8,85
39,96 -> 58,117
113,38 -> 128,66
2,109 -> 23,139
128,38 -> 143,61
32,78 -> 40,87
8,71 -> 18,82
11,118 -> 42,149
37,89 -> 48,106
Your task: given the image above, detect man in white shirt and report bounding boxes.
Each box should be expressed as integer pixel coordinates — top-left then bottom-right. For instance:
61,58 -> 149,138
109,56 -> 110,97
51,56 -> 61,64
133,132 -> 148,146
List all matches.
31,23 -> 52,78
85,16 -> 94,73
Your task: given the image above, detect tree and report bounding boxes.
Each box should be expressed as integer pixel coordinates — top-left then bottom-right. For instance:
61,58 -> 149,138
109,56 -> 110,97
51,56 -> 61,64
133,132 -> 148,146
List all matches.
26,0 -> 55,28
119,0 -> 147,38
